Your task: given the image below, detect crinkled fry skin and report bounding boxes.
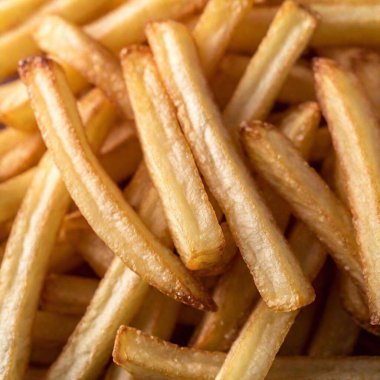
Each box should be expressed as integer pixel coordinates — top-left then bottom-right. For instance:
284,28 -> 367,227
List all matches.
192,0 -> 255,78
121,47 -> 224,271
223,0 -> 317,136
147,20 -> 314,311
0,0 -> 108,80
34,15 -> 133,118
314,58 -> 380,323
241,122 -> 365,291
216,222 -> 326,380
20,56 -> 214,311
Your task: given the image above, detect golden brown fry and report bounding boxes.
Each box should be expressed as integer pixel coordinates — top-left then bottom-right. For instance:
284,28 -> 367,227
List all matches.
122,47 -> 224,271
223,1 -> 317,135
192,0 -> 255,77
35,15 -> 133,118
123,163 -> 151,209
147,20 -> 314,311
0,132 -> 45,182
216,222 -> 326,380
21,56 -> 213,311
309,127 -> 332,163
48,237 -> 83,274
314,57 -> 380,323
113,326 -> 225,380
0,0 -> 108,81
307,278 -> 360,356
191,256 -> 258,351
0,128 -> 30,156
40,274 -> 98,316
241,122 -> 364,289
230,2 -> 380,53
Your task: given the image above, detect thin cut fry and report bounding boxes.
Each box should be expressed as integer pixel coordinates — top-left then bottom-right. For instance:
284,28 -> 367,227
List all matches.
0,0 -> 108,81
35,15 -> 133,118
122,47 -> 224,271
40,274 -> 98,315
315,58 -> 380,323
216,222 -> 326,380
147,20 -> 314,311
20,56 -> 214,311
241,121 -> 364,290
223,0 -> 317,135
307,278 -> 360,356
192,0 -> 255,77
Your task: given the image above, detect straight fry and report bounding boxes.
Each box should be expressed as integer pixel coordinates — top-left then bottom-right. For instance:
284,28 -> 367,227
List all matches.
20,56 -> 214,311
147,20 -> 314,311
223,0 -> 317,135
122,47 -> 224,271
314,57 -> 380,323
241,122 -> 364,289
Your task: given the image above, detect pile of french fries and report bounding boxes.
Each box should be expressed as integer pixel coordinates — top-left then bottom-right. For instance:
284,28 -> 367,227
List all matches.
1,0 -> 380,379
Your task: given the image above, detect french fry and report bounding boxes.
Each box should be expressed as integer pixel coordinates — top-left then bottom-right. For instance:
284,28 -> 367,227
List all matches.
314,57 -> 380,323
307,278 -> 360,356
25,367 -> 48,380
0,0 -> 47,33
0,132 -> 45,182
147,20 -> 314,312
113,326 -> 226,380
0,83 -> 116,378
192,0 -> 255,77
35,16 -> 133,118
191,256 -> 259,351
0,0 -> 108,81
230,2 -> 380,53
241,121 -> 365,290
0,127 -> 30,156
122,47 -> 224,271
123,163 -> 151,209
223,1 -> 317,135
309,127 -> 332,162
40,274 -> 98,315
216,222 -> 326,380
20,56 -> 214,311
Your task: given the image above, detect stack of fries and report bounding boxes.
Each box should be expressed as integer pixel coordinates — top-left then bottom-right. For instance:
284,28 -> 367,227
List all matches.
1,0 -> 380,379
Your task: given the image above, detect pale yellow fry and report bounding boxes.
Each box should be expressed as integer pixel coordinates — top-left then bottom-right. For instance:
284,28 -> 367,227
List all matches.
241,122 -> 364,290
223,0 -> 317,136
113,326 -> 226,380
216,222 -> 326,380
20,57 -> 213,311
0,0 -> 47,33
192,0 -> 254,77
0,128 -> 30,156
230,2 -> 380,53
307,278 -> 360,357
85,0 -> 206,54
122,47 -> 224,271
0,132 -> 45,182
40,274 -> 98,316
314,58 -> 380,323
0,168 -> 36,224
0,0 -> 108,81
35,15 -> 133,118
147,20 -> 314,311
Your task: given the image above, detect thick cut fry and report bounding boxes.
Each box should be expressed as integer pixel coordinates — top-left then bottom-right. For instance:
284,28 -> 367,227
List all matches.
0,132 -> 45,182
216,222 -> 326,380
85,0 -> 206,54
147,20 -> 314,311
0,83 -> 116,378
122,47 -> 224,271
0,0 -> 108,81
223,1 -> 317,135
192,0 -> 254,77
113,326 -> 226,380
40,274 -> 98,315
307,279 -> 360,356
20,56 -> 214,311
0,0 -> 47,33
230,2 -> 380,53
241,122 -> 364,290
314,57 -> 380,323
35,16 -> 133,118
